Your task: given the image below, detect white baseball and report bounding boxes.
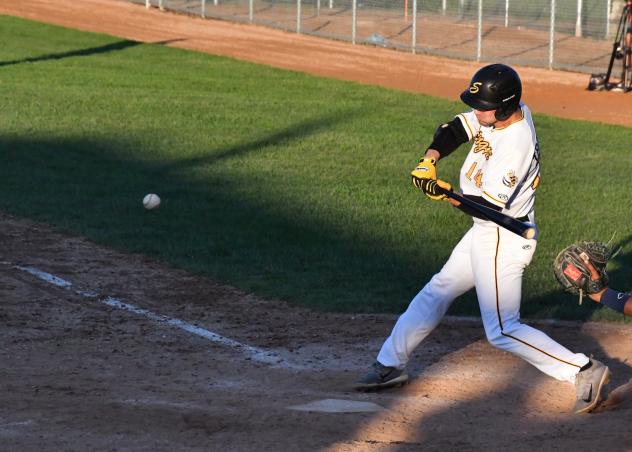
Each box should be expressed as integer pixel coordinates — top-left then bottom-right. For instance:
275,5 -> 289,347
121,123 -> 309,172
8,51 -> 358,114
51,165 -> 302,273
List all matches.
143,193 -> 161,210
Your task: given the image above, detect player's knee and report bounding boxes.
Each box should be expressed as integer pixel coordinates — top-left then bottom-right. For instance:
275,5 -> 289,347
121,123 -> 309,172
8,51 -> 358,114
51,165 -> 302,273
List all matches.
484,330 -> 505,348
409,289 -> 449,320
483,317 -> 522,348
482,322 -> 511,347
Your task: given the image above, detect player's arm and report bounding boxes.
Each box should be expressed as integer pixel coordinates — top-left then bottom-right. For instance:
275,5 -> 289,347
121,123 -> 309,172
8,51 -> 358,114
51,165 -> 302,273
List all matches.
415,117 -> 471,174
425,117 -> 471,160
412,118 -> 470,203
413,118 -> 469,176
588,288 -> 632,316
584,257 -> 632,316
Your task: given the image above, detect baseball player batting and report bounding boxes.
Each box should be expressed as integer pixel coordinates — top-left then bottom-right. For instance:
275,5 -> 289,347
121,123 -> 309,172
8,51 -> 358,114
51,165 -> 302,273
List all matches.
354,64 -> 611,414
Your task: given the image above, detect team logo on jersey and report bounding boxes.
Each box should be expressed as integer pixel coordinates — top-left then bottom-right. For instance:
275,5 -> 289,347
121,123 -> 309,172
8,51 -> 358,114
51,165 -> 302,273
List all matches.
473,132 -> 493,160
502,170 -> 517,188
469,82 -> 482,94
498,193 -> 509,201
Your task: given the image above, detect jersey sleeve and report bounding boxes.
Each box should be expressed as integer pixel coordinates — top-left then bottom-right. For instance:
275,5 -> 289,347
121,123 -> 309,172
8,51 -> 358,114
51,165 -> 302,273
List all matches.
455,111 -> 480,141
480,134 -> 533,208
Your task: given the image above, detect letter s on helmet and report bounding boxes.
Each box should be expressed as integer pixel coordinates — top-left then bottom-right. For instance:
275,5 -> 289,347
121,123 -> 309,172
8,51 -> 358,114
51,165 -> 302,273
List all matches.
460,64 -> 522,121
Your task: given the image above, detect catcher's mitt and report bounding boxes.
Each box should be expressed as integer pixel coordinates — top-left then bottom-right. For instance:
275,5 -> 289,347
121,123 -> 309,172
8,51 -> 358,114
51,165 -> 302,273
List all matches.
553,241 -> 617,304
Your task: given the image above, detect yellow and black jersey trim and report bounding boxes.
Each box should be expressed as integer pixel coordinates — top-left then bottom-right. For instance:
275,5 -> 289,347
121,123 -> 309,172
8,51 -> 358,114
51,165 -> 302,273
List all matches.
483,191 -> 507,206
457,113 -> 476,140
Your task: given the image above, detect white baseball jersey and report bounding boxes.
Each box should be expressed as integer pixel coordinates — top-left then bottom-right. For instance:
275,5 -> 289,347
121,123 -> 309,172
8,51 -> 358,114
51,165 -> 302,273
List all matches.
376,103 -> 589,384
456,104 -> 540,222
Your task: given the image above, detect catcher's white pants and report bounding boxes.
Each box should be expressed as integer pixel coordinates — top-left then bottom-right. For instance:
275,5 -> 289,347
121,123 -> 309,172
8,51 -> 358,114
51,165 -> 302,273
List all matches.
377,221 -> 589,382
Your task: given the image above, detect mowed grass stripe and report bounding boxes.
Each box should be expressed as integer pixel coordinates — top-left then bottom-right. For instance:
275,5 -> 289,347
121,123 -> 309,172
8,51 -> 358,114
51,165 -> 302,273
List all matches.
1,15 -> 631,321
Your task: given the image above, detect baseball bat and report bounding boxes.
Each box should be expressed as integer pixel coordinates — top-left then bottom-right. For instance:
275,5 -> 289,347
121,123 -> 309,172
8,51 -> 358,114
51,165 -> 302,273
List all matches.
436,187 -> 538,240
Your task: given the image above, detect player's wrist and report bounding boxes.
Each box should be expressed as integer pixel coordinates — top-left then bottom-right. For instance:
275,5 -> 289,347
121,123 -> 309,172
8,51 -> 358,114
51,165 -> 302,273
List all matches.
588,288 -> 607,303
600,288 -> 629,314
424,149 -> 440,161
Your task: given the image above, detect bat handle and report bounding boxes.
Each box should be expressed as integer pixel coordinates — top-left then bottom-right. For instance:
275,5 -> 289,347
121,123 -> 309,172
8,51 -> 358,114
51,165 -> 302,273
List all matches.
435,187 -> 539,240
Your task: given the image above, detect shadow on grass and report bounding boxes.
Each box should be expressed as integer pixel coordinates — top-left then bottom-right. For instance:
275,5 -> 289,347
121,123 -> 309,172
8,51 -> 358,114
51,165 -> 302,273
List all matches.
610,233 -> 632,285
0,114 -> 450,313
521,234 -> 632,321
159,111 -> 356,173
2,114 -> 627,318
0,39 -> 183,67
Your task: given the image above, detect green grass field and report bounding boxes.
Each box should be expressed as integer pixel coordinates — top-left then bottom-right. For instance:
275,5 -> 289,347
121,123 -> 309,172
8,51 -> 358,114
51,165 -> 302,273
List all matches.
1,15 -> 631,321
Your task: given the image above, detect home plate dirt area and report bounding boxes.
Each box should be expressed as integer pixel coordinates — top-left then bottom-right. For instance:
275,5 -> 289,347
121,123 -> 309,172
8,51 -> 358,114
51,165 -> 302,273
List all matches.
1,212 -> 631,450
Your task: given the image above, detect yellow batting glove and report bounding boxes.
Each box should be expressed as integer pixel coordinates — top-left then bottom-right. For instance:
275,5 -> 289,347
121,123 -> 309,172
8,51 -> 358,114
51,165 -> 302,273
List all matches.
420,178 -> 453,201
411,158 -> 437,189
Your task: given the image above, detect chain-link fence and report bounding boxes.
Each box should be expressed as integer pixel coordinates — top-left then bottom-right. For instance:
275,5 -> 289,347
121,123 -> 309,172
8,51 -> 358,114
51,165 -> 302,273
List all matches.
131,0 -> 629,73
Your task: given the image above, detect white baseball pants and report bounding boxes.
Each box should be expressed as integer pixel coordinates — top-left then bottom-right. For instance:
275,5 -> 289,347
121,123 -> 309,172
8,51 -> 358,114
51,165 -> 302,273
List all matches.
377,221 -> 589,382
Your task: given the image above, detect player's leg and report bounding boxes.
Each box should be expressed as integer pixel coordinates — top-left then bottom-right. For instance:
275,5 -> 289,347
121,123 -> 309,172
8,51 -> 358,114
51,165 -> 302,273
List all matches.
354,228 -> 476,390
472,225 -> 609,413
472,224 -> 588,380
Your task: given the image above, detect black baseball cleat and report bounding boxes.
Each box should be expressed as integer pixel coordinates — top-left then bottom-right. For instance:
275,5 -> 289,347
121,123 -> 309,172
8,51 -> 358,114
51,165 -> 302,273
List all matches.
574,358 -> 611,414
353,361 -> 408,392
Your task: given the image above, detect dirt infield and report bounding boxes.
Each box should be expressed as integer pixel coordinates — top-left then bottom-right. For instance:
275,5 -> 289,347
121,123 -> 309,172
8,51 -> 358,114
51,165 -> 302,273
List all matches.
1,1 -> 632,450
2,212 -> 632,450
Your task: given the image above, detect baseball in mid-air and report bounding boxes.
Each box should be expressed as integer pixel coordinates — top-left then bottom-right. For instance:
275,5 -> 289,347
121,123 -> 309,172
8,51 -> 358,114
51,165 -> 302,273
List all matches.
143,193 -> 161,210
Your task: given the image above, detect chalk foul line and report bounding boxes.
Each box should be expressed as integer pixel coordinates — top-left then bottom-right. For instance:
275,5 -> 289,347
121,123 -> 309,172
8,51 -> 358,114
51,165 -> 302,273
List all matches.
6,263 -> 296,369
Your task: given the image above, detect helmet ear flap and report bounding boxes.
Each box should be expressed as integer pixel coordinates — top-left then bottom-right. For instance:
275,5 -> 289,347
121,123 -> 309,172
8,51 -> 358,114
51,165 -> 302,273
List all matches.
494,101 -> 519,121
494,107 -> 511,121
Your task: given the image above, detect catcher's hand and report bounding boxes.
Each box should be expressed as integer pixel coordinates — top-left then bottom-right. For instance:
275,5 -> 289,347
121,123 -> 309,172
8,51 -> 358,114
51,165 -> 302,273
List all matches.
411,158 -> 437,189
417,178 -> 452,201
553,241 -> 615,302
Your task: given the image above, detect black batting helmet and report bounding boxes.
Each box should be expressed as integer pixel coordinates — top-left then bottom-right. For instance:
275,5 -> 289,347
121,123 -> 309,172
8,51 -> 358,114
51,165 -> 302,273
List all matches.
460,64 -> 522,121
